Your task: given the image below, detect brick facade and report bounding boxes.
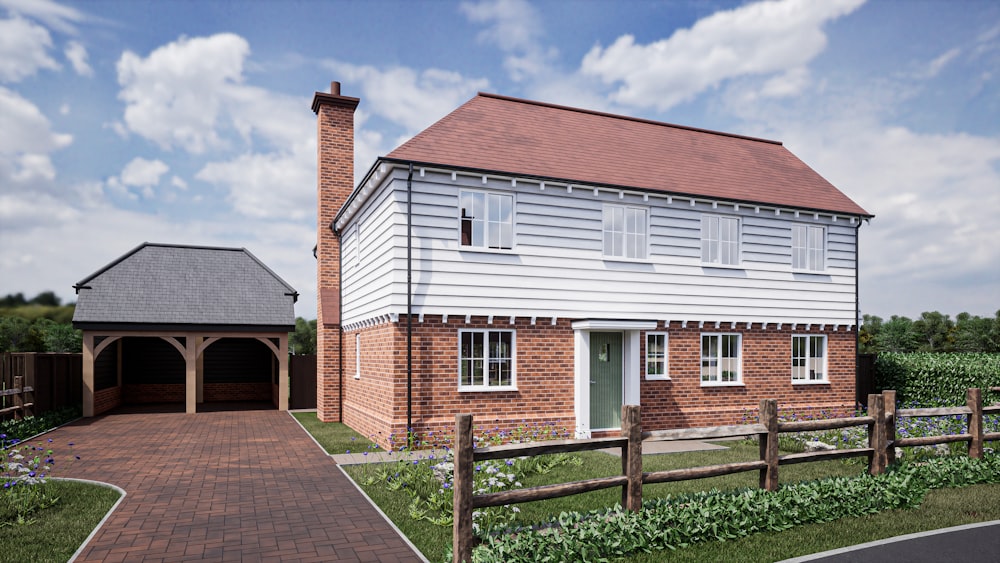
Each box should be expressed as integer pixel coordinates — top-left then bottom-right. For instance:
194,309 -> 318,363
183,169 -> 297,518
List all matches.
340,317 -> 855,449
314,83 -> 359,423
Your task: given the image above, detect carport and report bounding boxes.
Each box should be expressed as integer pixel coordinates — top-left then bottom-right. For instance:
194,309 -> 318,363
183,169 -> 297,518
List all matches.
72,242 -> 298,416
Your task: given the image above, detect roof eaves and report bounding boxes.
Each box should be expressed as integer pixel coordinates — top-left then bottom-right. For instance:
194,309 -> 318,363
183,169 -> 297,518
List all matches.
376,157 -> 874,219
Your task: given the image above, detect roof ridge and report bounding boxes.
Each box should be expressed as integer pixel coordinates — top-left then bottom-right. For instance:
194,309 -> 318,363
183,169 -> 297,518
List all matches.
476,92 -> 782,146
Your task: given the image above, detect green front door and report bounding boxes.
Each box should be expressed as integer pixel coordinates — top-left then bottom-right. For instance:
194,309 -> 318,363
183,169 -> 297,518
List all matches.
589,332 -> 623,430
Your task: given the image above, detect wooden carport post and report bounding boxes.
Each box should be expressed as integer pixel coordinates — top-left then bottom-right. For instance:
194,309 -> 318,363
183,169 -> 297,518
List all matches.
82,332 -> 94,417
278,334 -> 289,411
185,334 -> 197,414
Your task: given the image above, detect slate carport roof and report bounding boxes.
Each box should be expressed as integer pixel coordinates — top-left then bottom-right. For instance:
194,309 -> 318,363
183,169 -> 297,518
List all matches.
72,242 -> 297,331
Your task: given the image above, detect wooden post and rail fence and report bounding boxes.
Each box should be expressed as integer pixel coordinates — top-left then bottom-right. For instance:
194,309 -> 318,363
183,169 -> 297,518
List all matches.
453,388 -> 1000,561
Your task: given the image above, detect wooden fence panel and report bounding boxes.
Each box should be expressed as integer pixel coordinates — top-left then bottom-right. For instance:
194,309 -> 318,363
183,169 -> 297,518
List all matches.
289,354 -> 317,410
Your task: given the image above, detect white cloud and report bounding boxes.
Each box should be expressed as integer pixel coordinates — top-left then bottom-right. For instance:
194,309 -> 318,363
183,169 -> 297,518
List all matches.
117,33 -> 250,153
326,60 -> 489,134
0,16 -> 60,82
460,0 -> 556,81
0,0 -> 87,34
64,40 -> 93,76
580,0 -> 865,111
0,86 -> 70,189
196,145 -> 315,221
171,175 -> 188,190
119,157 -> 168,188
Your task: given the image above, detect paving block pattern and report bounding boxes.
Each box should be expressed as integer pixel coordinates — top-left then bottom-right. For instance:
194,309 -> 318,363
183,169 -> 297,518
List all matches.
44,405 -> 421,562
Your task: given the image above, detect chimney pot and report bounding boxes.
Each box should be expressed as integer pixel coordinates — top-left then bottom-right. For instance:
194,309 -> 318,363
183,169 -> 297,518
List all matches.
330,81 -> 341,96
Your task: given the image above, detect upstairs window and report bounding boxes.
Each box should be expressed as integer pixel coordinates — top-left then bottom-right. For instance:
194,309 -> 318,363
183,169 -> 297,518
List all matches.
701,334 -> 741,384
792,335 -> 826,382
603,204 -> 648,259
460,191 -> 513,250
701,215 -> 740,266
792,224 -> 825,271
459,330 -> 515,390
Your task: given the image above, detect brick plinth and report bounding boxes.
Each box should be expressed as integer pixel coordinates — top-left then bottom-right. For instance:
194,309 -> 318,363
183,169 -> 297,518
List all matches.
123,384 -> 185,404
94,386 -> 122,415
203,382 -> 272,402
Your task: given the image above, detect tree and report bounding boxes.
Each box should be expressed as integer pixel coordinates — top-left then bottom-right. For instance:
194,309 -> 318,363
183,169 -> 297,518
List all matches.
289,317 -> 317,355
28,291 -> 61,306
0,293 -> 27,308
859,314 -> 883,354
912,311 -> 954,352
876,316 -> 919,353
38,319 -> 82,353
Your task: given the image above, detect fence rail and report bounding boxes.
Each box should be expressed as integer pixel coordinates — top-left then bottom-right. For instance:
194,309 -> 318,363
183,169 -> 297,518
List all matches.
452,388 -> 998,561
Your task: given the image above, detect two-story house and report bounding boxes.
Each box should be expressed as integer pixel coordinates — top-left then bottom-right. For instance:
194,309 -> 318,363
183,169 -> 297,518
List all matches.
312,82 -> 872,447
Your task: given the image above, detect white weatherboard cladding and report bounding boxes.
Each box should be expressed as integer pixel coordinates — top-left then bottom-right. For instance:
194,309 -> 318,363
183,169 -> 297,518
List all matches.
339,167 -> 859,326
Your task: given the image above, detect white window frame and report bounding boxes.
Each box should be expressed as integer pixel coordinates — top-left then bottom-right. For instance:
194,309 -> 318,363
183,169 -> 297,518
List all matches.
458,329 -> 516,391
792,224 -> 826,272
791,334 -> 827,383
700,333 -> 742,385
354,333 -> 361,379
645,332 -> 669,380
701,215 -> 740,266
459,190 -> 514,251
603,204 -> 649,260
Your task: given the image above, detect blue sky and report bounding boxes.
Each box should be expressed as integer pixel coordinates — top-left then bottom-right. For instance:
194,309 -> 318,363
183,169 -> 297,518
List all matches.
1,0 -> 997,321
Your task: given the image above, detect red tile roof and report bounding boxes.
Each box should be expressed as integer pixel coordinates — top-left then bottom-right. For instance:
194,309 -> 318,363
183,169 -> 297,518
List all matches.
386,93 -> 870,217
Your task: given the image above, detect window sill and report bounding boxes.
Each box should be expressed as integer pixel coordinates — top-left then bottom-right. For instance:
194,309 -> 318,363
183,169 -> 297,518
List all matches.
459,246 -> 517,255
792,380 -> 830,385
458,386 -> 518,393
700,381 -> 745,388
645,375 -> 671,381
701,263 -> 743,270
792,268 -> 828,275
353,375 -> 360,380
602,256 -> 650,264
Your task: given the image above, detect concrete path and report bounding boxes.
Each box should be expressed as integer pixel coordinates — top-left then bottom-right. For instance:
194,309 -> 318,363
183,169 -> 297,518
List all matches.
43,404 -> 422,562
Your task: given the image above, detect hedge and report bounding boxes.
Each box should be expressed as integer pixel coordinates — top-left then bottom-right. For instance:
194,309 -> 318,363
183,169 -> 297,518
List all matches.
875,353 -> 1000,406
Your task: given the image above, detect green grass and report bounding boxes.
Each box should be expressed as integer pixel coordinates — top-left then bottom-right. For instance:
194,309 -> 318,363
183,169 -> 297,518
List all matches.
290,411 -> 381,454
0,480 -> 121,562
618,482 -> 1000,562
342,443 -> 864,562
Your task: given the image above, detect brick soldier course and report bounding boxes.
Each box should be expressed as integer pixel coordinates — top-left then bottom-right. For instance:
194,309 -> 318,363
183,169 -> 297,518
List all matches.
46,406 -> 422,562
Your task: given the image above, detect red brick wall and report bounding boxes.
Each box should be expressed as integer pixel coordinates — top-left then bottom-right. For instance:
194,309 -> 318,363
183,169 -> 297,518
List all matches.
203,382 -> 272,402
123,384 -> 184,404
314,84 -> 358,423
342,317 -> 857,449
638,321 -> 856,430
94,386 -> 121,415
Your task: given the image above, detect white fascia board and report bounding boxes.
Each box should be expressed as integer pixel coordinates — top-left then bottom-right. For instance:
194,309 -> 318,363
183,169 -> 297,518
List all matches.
571,319 -> 658,330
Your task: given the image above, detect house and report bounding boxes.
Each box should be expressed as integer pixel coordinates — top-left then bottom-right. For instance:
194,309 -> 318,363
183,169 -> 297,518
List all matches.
73,242 -> 297,416
312,82 -> 872,447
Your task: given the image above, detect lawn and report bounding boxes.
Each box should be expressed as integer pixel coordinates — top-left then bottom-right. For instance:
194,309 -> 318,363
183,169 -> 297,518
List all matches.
291,411 -> 381,454
0,480 -> 122,563
302,418 -> 999,562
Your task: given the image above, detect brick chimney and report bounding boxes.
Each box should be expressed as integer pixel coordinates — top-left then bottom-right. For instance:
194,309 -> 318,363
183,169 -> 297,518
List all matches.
312,81 -> 359,422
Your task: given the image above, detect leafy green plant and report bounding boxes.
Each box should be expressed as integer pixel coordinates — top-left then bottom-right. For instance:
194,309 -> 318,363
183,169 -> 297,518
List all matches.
0,407 -> 81,443
0,436 -> 79,527
467,453 -> 1000,562
875,352 -> 1000,406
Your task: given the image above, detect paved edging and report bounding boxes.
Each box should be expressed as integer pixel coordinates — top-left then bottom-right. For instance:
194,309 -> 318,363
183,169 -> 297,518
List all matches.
57,478 -> 128,563
779,519 -> 1000,562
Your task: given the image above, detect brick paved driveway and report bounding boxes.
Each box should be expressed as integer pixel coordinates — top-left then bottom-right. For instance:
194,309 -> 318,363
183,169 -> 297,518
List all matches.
45,405 -> 422,562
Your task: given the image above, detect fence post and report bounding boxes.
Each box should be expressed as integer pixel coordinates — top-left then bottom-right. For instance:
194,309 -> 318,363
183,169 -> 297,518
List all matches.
453,414 -> 475,563
967,388 -> 983,459
13,376 -> 24,421
758,399 -> 779,491
882,390 -> 896,465
867,393 -> 887,475
621,405 -> 642,512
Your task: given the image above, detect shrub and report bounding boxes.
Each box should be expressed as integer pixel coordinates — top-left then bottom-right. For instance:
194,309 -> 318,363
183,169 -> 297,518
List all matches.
875,353 -> 1000,406
466,453 -> 1000,562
